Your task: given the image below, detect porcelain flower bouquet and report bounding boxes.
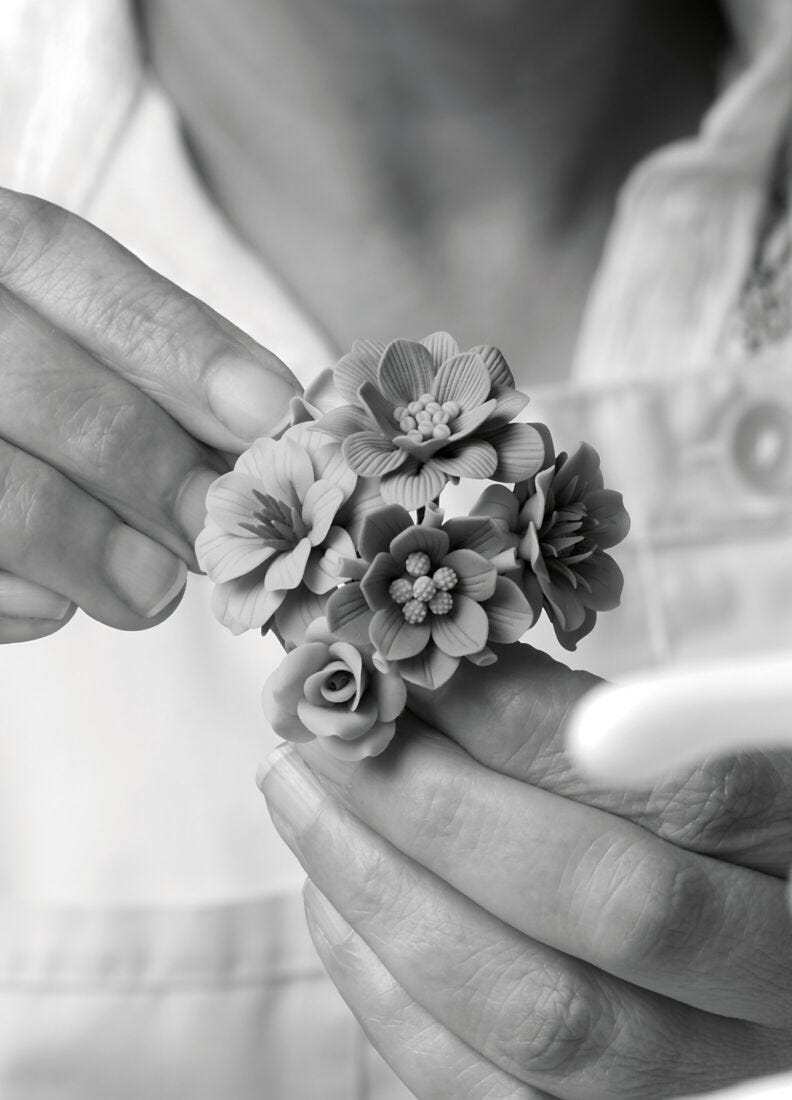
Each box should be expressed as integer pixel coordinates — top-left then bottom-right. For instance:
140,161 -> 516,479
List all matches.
197,335 -> 630,761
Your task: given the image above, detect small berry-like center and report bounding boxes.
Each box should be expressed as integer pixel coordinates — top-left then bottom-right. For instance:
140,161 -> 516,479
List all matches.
390,561 -> 459,621
393,394 -> 461,443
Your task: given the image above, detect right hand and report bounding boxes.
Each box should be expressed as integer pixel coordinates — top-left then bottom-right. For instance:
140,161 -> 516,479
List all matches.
0,187 -> 299,642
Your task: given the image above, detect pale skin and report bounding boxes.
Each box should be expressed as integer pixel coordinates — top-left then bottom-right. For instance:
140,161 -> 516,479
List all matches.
259,648 -> 792,1098
5,0 -> 791,1095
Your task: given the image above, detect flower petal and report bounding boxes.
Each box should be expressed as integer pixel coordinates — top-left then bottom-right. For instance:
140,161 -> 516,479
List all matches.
304,663 -> 356,707
312,405 -> 372,442
322,720 -> 396,761
327,642 -> 365,708
575,552 -> 624,611
338,478 -> 386,545
357,381 -> 399,438
371,668 -> 407,722
468,345 -> 514,388
312,443 -> 357,501
378,340 -> 436,404
304,367 -> 342,413
431,353 -> 491,411
393,434 -> 450,463
303,526 -> 356,594
443,515 -> 513,559
467,485 -> 520,531
553,606 -> 597,651
466,646 -> 498,667
205,472 -> 267,535
237,437 -> 315,501
380,460 -> 448,511
483,576 -> 536,642
448,399 -> 498,440
542,579 -> 587,633
441,549 -> 497,600
483,422 -> 547,482
397,647 -> 459,689
195,520 -> 275,582
359,505 -> 413,561
343,432 -> 407,478
214,571 -> 284,632
302,482 -> 344,546
261,538 -> 310,592
421,331 -> 459,367
370,604 -> 431,661
487,385 -> 530,427
430,594 -> 489,657
326,582 -> 374,645
262,678 -> 314,742
360,552 -> 401,610
334,341 -> 385,405
389,525 -> 450,569
269,642 -> 332,710
585,490 -> 631,549
433,440 -> 497,479
298,695 -> 378,740
274,588 -> 330,646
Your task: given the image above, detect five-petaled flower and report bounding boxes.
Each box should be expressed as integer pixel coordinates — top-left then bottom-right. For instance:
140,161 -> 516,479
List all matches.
196,436 -> 357,637
262,617 -> 406,760
325,504 -> 535,688
471,443 -> 630,650
313,333 -> 547,510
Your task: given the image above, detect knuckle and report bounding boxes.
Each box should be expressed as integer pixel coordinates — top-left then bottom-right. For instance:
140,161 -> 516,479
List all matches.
407,743 -> 481,855
62,384 -> 155,483
0,189 -> 70,281
83,278 -> 211,388
598,842 -> 714,972
0,450 -> 56,559
649,755 -> 786,857
505,967 -> 599,1077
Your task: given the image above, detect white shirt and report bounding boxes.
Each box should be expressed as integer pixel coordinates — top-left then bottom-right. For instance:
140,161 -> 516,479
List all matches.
0,2 -> 791,1097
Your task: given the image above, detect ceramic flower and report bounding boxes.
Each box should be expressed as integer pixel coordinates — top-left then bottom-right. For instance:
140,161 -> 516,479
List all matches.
262,617 -> 406,760
326,504 -> 535,688
313,333 -> 547,510
196,436 -> 357,636
472,443 -> 630,650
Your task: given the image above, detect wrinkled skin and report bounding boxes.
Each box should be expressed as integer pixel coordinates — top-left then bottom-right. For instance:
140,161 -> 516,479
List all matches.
260,644 -> 792,1100
0,187 -> 296,642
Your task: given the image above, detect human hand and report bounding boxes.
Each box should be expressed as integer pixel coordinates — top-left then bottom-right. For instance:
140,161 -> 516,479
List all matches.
0,187 -> 298,642
258,644 -> 792,1099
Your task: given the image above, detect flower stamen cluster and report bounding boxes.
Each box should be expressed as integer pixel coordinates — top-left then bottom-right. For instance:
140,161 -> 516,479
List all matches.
393,395 -> 460,442
389,564 -> 458,623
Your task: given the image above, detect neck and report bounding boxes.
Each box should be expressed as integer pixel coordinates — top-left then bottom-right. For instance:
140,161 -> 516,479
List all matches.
143,0 -> 724,373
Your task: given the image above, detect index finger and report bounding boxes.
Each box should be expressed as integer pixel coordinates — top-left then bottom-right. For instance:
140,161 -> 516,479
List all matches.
408,643 -> 792,876
0,188 -> 299,451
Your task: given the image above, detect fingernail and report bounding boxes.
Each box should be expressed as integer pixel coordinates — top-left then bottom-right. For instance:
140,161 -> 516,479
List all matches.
295,740 -> 359,793
105,525 -> 188,618
176,467 -> 218,542
257,743 -> 326,836
0,576 -> 72,621
303,881 -> 353,946
207,357 -> 296,442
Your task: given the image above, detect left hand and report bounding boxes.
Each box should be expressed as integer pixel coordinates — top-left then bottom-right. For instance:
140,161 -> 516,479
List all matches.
258,644 -> 792,1100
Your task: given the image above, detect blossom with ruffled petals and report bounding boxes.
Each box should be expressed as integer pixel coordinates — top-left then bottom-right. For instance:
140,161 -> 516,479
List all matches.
262,617 -> 406,760
471,443 -> 630,650
326,504 -> 534,688
196,436 -> 357,636
314,333 -> 546,510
